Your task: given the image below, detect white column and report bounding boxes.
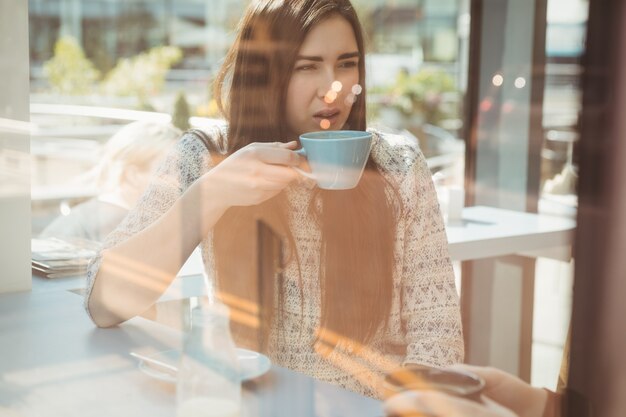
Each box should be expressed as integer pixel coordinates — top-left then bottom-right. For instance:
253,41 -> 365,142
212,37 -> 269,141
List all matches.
0,0 -> 31,293
60,0 -> 82,43
205,0 -> 228,68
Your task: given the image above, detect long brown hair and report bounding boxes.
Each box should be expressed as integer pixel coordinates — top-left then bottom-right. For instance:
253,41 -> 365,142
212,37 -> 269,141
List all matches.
211,0 -> 400,350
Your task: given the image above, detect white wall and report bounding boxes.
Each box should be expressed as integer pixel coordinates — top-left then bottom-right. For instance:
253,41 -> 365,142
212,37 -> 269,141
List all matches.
0,0 -> 31,293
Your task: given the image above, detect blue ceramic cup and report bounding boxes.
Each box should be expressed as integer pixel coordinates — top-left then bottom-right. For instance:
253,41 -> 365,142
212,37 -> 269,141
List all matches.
295,130 -> 373,190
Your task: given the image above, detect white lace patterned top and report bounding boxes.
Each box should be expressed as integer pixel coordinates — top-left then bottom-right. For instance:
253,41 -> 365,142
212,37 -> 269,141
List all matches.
85,127 -> 464,398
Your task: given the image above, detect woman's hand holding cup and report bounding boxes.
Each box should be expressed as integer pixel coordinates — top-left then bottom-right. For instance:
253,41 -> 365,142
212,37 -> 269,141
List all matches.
199,141 -> 302,211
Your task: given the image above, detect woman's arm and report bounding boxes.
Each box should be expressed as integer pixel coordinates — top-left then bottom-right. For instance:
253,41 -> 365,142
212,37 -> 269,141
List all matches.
87,178 -> 227,327
398,141 -> 464,366
86,136 -> 301,327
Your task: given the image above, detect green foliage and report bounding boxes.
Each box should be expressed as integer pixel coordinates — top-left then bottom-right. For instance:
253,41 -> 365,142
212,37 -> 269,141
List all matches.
83,27 -> 115,74
43,36 -> 101,95
101,46 -> 183,105
172,91 -> 191,131
375,67 -> 458,126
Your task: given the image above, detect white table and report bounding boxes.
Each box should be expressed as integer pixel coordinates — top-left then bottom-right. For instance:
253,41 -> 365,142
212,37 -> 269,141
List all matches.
178,205 -> 577,276
0,275 -> 382,417
446,206 -> 576,380
446,205 -> 576,262
8,204 -> 574,413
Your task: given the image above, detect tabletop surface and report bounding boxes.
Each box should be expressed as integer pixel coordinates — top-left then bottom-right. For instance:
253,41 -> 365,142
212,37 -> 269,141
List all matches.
0,206 -> 577,416
0,276 -> 382,417
173,206 -> 577,276
445,205 -> 576,261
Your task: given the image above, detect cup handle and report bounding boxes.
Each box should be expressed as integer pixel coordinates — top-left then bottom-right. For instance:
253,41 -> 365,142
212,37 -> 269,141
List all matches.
293,148 -> 316,180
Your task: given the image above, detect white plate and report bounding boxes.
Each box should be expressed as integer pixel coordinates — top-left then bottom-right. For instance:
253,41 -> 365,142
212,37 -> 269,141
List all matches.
132,348 -> 271,383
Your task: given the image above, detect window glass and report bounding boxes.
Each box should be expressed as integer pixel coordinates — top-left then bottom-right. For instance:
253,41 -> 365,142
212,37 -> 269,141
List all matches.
29,0 -> 470,237
26,0 -> 585,392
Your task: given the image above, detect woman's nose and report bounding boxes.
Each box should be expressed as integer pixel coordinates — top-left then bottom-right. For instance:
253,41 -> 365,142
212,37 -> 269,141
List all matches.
316,69 -> 337,99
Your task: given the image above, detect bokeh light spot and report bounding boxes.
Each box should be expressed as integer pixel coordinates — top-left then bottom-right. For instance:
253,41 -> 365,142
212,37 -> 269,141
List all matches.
351,84 -> 363,95
324,90 -> 338,104
479,98 -> 493,112
514,77 -> 526,89
320,119 -> 331,129
60,201 -> 72,216
492,74 -> 504,87
331,81 -> 343,92
344,93 -> 356,105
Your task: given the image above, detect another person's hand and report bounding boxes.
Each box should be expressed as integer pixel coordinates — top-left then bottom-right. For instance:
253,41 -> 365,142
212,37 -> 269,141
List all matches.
385,389 -> 518,417
200,141 -> 302,208
384,364 -> 549,417
455,365 -> 548,417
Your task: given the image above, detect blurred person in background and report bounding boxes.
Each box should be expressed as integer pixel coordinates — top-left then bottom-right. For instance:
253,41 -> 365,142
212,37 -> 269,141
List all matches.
40,121 -> 181,243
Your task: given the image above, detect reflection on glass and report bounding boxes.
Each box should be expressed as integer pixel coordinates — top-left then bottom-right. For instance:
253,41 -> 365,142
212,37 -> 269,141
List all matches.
39,121 -> 180,243
73,0 -> 464,403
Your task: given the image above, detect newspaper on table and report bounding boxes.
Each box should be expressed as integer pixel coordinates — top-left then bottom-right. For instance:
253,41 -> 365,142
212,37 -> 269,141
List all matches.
31,237 -> 100,279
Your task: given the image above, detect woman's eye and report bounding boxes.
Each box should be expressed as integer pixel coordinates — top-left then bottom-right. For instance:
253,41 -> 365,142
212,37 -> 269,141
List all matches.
295,64 -> 316,71
339,60 -> 358,69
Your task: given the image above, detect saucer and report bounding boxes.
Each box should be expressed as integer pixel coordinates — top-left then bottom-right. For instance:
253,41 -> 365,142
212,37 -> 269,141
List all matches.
132,348 -> 271,383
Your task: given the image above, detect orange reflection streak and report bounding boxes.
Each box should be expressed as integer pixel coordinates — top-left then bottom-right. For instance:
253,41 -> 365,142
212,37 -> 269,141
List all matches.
215,291 -> 261,330
314,326 -> 411,397
102,252 -> 174,292
228,305 -> 260,329
314,338 -> 382,396
316,327 -> 399,372
217,291 -> 259,315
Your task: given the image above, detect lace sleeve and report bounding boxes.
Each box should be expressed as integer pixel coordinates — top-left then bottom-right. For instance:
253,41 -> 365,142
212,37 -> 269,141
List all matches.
399,143 -> 464,367
83,131 -> 213,322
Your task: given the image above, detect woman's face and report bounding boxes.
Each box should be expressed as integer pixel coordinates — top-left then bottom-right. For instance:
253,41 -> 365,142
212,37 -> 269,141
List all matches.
285,14 -> 361,137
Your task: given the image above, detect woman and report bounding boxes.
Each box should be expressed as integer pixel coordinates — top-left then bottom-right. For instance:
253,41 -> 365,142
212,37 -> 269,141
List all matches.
86,0 -> 463,397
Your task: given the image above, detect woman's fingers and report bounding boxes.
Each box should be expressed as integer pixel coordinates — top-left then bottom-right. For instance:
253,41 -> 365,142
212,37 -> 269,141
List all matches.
253,163 -> 300,183
203,141 -> 305,208
254,140 -> 298,149
242,142 -> 302,166
257,147 -> 302,166
445,365 -> 549,417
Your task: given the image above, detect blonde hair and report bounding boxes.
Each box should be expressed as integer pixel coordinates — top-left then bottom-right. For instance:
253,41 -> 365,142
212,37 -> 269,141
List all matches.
94,121 -> 181,189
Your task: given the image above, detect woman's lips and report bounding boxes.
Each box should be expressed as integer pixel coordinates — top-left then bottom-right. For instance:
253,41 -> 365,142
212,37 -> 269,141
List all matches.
313,108 -> 340,127
313,108 -> 340,118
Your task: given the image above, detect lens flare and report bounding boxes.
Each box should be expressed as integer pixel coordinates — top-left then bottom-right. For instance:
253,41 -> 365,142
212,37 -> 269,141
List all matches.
324,90 -> 338,104
479,98 -> 493,112
351,84 -> 363,95
331,81 -> 343,92
502,100 -> 515,113
60,201 -> 72,216
320,119 -> 331,129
